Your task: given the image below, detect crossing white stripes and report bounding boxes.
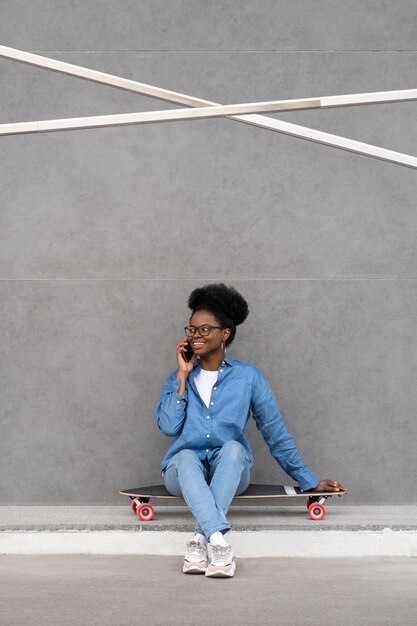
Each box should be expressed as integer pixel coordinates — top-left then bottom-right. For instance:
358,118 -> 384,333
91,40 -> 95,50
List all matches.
0,45 -> 416,168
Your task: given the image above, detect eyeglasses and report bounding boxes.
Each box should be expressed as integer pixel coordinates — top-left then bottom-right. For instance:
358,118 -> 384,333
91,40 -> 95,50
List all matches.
184,324 -> 223,337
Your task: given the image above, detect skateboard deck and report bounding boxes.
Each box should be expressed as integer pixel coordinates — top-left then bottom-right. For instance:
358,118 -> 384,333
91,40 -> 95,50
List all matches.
119,483 -> 347,521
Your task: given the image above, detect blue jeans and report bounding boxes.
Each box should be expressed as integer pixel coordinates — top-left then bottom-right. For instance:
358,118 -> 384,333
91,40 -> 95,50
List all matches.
163,440 -> 251,538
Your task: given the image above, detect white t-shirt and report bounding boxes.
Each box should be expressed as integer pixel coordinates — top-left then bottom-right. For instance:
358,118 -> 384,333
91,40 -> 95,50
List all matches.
194,368 -> 218,408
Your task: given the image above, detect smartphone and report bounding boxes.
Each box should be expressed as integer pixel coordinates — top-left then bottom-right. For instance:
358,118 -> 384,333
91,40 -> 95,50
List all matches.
183,342 -> 194,362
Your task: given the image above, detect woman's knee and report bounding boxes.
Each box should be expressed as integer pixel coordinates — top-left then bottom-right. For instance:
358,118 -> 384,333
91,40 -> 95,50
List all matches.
219,440 -> 249,462
172,448 -> 200,469
164,449 -> 207,496
166,449 -> 203,480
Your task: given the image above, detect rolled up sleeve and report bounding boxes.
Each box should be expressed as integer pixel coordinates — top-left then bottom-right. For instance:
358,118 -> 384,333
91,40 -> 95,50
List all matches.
156,372 -> 188,437
250,368 -> 320,491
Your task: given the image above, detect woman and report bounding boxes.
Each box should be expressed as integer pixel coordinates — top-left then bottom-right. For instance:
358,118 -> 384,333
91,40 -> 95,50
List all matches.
156,283 -> 346,578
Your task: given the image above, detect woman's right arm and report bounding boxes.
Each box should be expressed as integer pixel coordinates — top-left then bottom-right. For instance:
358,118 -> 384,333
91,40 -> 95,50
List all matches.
155,337 -> 195,437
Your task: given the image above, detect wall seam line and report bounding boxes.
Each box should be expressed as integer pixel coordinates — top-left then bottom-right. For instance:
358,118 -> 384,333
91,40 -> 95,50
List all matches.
1,278 -> 416,283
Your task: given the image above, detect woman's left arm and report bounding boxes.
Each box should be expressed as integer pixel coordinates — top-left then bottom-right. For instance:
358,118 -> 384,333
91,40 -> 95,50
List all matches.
251,367 -> 321,492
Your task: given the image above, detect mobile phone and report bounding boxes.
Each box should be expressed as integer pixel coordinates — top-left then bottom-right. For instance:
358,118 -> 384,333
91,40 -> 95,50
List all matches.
183,342 -> 194,362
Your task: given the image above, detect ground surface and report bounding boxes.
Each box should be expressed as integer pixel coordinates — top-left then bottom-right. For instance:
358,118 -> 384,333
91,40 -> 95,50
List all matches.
1,555 -> 416,625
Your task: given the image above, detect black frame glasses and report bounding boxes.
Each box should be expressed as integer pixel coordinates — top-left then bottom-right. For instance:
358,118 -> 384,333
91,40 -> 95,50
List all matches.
184,324 -> 223,337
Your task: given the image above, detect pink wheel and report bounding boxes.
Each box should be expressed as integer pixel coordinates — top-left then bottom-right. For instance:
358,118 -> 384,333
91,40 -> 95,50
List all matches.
131,500 -> 138,514
137,504 -> 155,521
308,502 -> 326,521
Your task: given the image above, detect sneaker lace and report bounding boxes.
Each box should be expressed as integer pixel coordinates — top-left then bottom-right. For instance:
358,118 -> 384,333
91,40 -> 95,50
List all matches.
187,541 -> 206,556
212,545 -> 230,560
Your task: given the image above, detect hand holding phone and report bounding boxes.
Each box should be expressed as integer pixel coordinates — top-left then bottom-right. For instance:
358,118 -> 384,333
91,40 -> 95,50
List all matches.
176,338 -> 195,373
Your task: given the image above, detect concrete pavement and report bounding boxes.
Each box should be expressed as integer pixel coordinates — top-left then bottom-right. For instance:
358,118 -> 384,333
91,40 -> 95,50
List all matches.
1,555 -> 416,626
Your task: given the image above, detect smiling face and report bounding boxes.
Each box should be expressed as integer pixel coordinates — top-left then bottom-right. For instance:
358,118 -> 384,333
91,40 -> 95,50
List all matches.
188,309 -> 231,359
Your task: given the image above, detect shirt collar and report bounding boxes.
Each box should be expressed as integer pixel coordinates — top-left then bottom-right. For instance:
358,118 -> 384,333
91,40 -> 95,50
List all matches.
193,355 -> 235,370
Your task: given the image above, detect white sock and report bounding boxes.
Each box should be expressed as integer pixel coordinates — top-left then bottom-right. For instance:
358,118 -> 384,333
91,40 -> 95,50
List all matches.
193,533 -> 208,545
209,531 -> 229,547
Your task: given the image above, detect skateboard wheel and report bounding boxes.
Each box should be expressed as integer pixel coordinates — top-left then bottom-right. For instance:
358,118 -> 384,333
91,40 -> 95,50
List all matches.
137,504 -> 155,521
308,503 -> 326,521
131,500 -> 138,514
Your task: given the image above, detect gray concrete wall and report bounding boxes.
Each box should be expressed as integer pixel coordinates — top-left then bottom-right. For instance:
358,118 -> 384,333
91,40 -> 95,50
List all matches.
0,1 -> 416,504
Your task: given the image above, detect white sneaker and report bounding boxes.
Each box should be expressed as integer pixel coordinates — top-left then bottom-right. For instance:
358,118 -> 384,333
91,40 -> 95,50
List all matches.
183,540 -> 208,574
205,544 -> 236,578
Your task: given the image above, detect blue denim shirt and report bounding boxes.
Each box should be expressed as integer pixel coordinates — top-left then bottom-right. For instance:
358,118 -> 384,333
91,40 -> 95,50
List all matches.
156,356 -> 320,491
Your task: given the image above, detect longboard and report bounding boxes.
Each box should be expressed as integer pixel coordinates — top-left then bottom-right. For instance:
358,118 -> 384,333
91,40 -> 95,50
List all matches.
119,483 -> 347,521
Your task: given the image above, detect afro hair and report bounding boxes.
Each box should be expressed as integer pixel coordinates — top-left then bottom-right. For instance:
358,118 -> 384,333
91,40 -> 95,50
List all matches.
187,283 -> 249,346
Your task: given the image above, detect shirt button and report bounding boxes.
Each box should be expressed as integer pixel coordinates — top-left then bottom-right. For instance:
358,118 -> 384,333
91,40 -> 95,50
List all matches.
207,416 -> 210,419
213,387 -> 217,390
220,369 -> 223,372
176,400 -> 180,404
207,434 -> 210,438
206,449 -> 209,452
210,402 -> 214,405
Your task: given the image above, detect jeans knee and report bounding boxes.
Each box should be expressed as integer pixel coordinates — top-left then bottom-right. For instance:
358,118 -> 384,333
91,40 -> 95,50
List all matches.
220,440 -> 248,462
164,449 -> 200,495
171,448 -> 199,470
